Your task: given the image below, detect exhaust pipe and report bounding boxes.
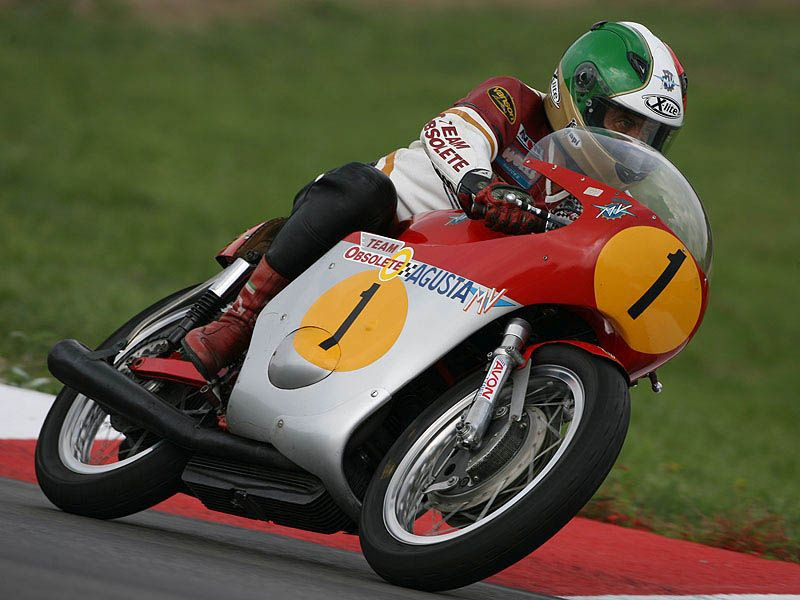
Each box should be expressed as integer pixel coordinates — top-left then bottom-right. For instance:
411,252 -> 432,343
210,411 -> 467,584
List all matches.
47,339 -> 301,473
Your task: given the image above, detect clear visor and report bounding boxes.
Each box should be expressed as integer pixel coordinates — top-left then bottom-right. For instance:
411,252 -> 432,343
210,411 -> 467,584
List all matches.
584,97 -> 679,153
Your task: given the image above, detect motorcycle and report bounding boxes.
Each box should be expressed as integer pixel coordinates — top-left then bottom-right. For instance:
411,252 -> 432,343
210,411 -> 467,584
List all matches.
37,127 -> 711,591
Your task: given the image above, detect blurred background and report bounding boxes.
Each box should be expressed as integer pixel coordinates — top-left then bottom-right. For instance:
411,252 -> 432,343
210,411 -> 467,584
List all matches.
1,0 -> 798,560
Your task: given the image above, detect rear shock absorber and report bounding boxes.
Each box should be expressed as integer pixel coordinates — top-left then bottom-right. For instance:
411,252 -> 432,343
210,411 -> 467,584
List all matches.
166,258 -> 253,348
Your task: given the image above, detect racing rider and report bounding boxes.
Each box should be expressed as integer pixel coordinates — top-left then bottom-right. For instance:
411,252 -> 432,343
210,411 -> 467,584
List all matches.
182,20 -> 689,380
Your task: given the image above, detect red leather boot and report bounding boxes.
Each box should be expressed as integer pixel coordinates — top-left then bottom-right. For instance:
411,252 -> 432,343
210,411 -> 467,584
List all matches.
182,257 -> 289,379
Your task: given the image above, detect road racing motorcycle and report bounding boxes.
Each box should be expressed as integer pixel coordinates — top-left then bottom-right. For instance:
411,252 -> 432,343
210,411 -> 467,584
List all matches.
37,128 -> 712,591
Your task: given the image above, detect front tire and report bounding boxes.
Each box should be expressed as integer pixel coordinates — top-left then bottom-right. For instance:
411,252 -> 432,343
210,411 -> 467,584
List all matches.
359,344 -> 630,591
35,286 -> 202,520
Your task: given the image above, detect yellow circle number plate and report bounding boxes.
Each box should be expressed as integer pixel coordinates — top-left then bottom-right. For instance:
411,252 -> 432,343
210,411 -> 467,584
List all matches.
294,269 -> 408,372
594,226 -> 703,355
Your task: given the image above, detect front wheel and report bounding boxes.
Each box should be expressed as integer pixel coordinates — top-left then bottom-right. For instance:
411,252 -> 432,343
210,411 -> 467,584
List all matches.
35,286 -> 207,520
359,344 -> 630,591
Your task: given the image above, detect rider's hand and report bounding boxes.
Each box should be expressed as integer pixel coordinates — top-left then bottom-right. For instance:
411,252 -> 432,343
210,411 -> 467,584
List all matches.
473,182 -> 545,234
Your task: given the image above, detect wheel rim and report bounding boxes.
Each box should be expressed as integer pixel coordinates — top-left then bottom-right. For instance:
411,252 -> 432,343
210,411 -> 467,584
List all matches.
382,365 -> 585,545
57,311 -> 188,474
58,394 -> 160,474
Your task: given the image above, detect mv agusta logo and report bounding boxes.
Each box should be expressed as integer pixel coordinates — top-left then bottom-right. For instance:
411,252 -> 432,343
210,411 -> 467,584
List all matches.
643,94 -> 681,119
655,69 -> 677,92
342,233 -> 516,315
487,86 -> 517,124
594,201 -> 635,220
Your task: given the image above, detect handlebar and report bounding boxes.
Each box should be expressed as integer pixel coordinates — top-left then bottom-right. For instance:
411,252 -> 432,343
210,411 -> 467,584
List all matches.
471,186 -> 573,229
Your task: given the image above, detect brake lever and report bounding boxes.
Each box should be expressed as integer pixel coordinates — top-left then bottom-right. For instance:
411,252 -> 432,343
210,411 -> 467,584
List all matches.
523,203 -> 572,229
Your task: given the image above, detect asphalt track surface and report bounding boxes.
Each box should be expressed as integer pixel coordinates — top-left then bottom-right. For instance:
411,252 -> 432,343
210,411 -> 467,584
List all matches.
0,477 -> 554,600
4,387 -> 800,599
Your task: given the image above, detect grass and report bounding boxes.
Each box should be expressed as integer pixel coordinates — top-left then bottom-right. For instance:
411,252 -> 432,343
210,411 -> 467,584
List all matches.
1,1 -> 798,560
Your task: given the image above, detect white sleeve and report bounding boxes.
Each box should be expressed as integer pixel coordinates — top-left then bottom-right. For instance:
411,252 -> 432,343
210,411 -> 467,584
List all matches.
420,107 -> 498,191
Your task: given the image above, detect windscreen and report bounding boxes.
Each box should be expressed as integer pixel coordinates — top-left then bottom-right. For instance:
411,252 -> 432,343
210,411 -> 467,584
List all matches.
524,127 -> 712,274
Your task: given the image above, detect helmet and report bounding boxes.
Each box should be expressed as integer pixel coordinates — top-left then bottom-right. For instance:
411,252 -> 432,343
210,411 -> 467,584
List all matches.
544,21 -> 688,153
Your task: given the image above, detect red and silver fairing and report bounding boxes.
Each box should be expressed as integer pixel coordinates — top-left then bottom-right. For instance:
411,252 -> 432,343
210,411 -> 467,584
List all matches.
225,128 -> 711,517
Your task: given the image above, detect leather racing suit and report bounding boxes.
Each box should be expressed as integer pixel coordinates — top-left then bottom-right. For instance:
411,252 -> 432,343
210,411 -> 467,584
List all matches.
267,75 -> 553,280
182,76 -> 556,378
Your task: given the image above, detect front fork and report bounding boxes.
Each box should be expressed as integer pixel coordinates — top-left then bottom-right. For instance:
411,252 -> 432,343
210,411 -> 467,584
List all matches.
456,318 -> 532,450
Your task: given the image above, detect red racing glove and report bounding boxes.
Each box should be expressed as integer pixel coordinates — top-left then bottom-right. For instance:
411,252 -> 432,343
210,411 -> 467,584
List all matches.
472,181 -> 545,234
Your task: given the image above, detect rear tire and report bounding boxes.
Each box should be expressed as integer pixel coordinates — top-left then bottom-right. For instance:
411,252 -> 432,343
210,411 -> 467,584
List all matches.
359,344 -> 630,591
35,287 -> 200,519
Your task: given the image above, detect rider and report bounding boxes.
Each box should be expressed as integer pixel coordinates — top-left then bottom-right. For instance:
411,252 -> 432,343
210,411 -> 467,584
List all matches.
182,20 -> 689,380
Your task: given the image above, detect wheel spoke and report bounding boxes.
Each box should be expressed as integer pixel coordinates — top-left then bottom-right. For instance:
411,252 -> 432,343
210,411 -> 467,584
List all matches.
429,502 -> 469,534
527,438 -> 563,483
497,483 -> 527,496
525,385 -> 549,399
407,496 -> 434,529
544,406 -> 564,437
124,432 -> 147,457
477,477 -> 508,521
429,445 -> 458,481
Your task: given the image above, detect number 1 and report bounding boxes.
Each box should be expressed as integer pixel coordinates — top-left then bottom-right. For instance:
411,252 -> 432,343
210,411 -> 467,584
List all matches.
627,250 -> 686,320
319,283 -> 381,350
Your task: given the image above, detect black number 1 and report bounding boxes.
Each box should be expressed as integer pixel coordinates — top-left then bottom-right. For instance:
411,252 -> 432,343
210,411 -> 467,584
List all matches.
627,250 -> 686,320
319,283 -> 381,350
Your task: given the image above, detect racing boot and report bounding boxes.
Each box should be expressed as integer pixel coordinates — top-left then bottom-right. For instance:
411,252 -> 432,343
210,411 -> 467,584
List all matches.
182,257 -> 289,379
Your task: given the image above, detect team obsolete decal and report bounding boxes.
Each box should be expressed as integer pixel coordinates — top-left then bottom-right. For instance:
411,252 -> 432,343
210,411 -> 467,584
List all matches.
487,86 -> 517,124
423,116 -> 472,173
344,233 -> 516,315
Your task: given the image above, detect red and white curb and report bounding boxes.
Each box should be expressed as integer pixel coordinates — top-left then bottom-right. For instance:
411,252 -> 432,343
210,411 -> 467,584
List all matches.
2,383 -> 799,597
0,384 -> 54,439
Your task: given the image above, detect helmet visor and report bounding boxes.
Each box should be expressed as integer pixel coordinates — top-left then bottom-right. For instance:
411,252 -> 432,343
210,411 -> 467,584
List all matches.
584,96 -> 679,152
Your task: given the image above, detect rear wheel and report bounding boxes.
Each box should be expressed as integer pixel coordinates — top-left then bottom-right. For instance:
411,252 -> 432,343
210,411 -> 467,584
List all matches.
35,286 -> 209,519
359,344 -> 630,591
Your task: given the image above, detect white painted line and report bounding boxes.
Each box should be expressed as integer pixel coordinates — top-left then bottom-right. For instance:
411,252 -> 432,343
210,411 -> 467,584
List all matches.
561,594 -> 800,600
0,384 -> 55,439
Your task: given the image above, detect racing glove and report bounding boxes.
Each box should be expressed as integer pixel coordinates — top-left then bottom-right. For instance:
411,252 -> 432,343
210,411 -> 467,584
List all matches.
457,170 -> 544,234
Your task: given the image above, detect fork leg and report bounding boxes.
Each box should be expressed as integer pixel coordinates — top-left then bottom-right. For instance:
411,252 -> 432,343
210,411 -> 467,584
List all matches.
456,318 -> 532,449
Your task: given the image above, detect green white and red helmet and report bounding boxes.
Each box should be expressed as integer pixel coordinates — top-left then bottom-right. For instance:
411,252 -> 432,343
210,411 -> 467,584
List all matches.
544,21 -> 688,153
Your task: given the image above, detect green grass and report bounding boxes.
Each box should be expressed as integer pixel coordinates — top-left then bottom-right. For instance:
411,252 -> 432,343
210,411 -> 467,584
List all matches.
1,1 -> 798,559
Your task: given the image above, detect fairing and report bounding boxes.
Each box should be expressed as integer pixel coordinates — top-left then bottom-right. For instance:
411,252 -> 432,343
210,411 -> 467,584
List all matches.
226,128 -> 710,516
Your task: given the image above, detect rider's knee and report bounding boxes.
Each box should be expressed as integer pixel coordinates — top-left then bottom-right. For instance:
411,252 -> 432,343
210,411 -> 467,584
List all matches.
269,163 -> 398,279
319,162 -> 397,229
